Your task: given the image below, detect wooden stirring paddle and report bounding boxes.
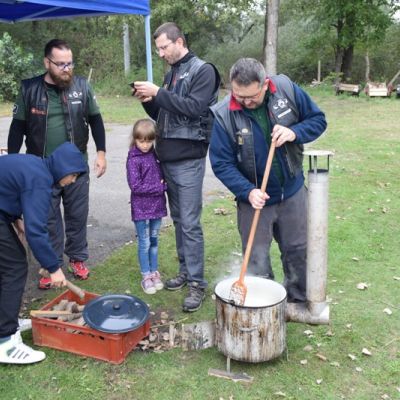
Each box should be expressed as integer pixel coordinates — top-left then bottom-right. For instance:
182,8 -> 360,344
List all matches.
229,141 -> 276,306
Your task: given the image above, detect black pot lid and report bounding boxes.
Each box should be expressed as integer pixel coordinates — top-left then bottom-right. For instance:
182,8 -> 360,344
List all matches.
83,294 -> 149,333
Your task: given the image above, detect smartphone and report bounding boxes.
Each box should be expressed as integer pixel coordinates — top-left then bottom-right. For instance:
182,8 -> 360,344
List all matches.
129,82 -> 137,96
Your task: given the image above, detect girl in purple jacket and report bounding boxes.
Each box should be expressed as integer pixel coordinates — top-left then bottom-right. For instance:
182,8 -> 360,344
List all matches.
126,119 -> 167,294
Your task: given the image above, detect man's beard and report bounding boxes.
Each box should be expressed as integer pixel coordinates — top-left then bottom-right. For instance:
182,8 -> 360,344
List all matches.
48,69 -> 73,89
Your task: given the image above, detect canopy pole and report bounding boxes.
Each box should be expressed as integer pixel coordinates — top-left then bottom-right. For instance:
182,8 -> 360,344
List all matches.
144,14 -> 153,82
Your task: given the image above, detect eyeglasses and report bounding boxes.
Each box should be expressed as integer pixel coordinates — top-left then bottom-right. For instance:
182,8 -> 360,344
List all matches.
47,57 -> 75,71
232,87 -> 264,102
155,41 -> 174,54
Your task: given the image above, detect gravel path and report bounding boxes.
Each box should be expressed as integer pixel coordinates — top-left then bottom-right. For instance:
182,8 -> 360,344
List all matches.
0,117 -> 228,304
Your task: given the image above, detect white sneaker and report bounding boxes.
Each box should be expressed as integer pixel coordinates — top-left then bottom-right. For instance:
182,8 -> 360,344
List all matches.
0,331 -> 46,364
18,318 -> 32,332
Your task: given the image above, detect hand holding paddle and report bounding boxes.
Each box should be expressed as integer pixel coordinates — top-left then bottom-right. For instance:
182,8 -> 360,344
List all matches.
229,141 -> 276,306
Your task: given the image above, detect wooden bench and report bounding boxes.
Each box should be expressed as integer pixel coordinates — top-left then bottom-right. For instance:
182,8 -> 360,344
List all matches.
335,83 -> 361,96
365,82 -> 390,97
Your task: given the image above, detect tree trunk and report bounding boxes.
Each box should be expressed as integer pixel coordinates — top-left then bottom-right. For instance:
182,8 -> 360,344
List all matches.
123,23 -> 130,77
263,0 -> 280,76
365,52 -> 370,82
334,46 -> 344,85
341,45 -> 354,81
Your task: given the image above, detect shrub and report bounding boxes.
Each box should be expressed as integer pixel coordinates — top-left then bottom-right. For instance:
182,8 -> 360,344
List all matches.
0,32 -> 34,101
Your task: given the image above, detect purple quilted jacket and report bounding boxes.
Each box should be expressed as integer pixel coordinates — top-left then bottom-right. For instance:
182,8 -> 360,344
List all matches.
126,146 -> 167,221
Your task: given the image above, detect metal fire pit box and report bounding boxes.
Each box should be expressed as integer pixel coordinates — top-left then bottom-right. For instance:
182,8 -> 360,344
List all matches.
31,289 -> 150,364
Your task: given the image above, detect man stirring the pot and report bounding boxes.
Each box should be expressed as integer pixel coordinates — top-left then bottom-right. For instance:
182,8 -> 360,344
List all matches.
210,58 -> 327,303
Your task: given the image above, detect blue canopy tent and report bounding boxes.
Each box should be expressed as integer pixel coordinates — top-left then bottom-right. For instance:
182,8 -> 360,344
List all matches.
0,0 -> 153,81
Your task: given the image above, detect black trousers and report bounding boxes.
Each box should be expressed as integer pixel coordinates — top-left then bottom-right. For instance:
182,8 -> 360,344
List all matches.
0,220 -> 28,338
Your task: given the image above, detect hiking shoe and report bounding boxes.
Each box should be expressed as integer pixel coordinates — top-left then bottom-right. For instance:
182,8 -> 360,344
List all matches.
68,260 -> 89,280
165,273 -> 187,291
0,331 -> 46,364
18,318 -> 32,333
150,271 -> 164,291
38,276 -> 52,290
182,283 -> 206,312
141,274 -> 156,295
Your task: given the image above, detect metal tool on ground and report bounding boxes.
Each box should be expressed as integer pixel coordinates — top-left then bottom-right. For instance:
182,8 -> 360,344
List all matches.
229,141 -> 276,306
39,268 -> 85,300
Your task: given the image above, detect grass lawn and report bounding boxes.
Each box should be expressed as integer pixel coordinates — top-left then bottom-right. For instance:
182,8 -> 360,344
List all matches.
1,88 -> 399,400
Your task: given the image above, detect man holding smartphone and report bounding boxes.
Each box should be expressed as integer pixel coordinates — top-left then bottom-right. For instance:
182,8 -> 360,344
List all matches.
133,22 -> 220,312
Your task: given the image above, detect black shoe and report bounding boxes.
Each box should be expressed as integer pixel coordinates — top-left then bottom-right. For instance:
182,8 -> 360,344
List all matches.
165,273 -> 187,291
182,283 -> 206,312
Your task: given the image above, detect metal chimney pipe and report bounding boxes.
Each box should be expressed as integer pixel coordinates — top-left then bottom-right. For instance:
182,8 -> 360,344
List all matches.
286,150 -> 333,325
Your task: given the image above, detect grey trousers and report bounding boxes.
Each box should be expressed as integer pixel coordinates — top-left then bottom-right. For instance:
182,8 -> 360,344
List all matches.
47,168 -> 90,266
0,220 -> 27,338
162,158 -> 207,288
237,186 -> 307,302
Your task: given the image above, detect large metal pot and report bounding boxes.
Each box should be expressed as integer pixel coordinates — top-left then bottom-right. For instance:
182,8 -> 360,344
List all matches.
215,277 -> 287,363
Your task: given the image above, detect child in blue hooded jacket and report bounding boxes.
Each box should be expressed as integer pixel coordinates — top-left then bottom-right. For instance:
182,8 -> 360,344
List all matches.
0,142 -> 86,365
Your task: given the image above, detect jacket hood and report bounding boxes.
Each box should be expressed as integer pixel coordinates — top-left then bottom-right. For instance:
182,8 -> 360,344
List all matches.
45,142 -> 87,182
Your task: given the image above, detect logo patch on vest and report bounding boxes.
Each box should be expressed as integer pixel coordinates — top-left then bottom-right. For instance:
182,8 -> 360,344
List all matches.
12,104 -> 18,114
179,72 -> 189,80
272,97 -> 292,119
68,91 -> 83,98
31,107 -> 46,116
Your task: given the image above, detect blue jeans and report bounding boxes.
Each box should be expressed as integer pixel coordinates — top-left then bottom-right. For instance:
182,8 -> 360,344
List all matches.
134,219 -> 162,274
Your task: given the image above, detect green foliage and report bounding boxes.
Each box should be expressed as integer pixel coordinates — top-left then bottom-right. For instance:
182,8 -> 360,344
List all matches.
0,1 -> 399,90
0,32 -> 34,101
1,93 -> 400,400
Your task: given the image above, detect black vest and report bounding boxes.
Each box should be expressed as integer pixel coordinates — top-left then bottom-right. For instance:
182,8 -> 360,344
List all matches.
211,74 -> 303,182
158,56 -> 219,142
21,74 -> 90,156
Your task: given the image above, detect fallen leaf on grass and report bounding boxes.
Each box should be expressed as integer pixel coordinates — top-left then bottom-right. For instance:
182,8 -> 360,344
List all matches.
355,367 -> 363,372
160,311 -> 169,320
381,394 -> 390,400
393,276 -> 400,281
348,354 -> 357,361
325,329 -> 334,337
352,257 -> 360,262
300,359 -> 308,365
274,391 -> 287,397
356,282 -> 368,290
316,353 -> 327,361
383,308 -> 392,315
362,348 -> 372,356
346,324 -> 352,329
214,208 -> 230,215
316,379 -> 323,385
303,329 -> 313,336
303,345 -> 313,352
330,361 -> 340,367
